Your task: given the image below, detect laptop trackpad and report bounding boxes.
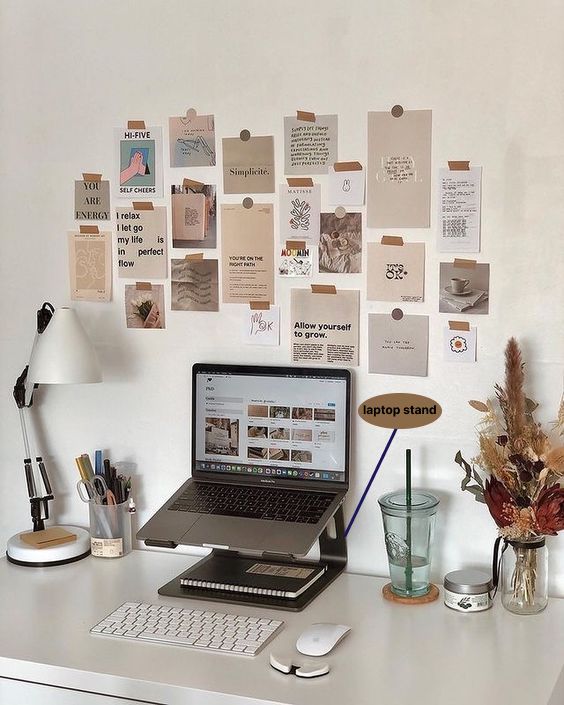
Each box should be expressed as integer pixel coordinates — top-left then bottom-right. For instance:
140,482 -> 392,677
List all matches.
182,516 -> 267,551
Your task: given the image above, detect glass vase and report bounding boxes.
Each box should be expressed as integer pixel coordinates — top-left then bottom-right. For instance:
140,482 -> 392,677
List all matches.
501,537 -> 548,614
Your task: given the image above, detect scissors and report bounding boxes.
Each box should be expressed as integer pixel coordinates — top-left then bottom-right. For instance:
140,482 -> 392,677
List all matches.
77,476 -> 116,505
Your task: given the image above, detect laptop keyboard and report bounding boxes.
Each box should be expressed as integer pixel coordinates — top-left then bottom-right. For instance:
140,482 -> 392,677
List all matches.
168,483 -> 334,523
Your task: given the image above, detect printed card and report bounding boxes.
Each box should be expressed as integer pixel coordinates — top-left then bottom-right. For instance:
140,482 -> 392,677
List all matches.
284,115 -> 338,175
368,313 -> 429,376
279,184 -> 321,242
74,178 -> 110,220
367,242 -> 425,302
279,245 -> 313,277
67,230 -> 112,302
244,306 -> 280,346
367,110 -> 431,227
439,262 -> 490,314
169,111 -> 216,167
171,184 -> 217,249
114,126 -> 163,198
115,205 -> 167,279
328,164 -> 365,206
443,326 -> 477,362
171,259 -> 219,312
438,167 -> 482,253
319,212 -> 362,274
125,284 -> 165,329
222,135 -> 275,194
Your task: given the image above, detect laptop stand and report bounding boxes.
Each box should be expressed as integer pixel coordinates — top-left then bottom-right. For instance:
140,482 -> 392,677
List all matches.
158,506 -> 347,612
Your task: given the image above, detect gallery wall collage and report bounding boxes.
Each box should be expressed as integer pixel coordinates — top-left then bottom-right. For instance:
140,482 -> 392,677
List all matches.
70,106 -> 485,373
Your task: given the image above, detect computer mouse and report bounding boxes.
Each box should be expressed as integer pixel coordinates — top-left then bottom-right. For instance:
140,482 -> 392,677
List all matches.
296,623 -> 351,656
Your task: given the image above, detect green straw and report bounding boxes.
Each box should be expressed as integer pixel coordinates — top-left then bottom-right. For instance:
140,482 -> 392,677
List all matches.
405,449 -> 413,593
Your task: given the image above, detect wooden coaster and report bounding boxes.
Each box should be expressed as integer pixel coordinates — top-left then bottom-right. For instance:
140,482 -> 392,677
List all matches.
382,583 -> 440,605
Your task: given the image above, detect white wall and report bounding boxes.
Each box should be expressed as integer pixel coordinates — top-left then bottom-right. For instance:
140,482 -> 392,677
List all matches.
1,0 -> 563,590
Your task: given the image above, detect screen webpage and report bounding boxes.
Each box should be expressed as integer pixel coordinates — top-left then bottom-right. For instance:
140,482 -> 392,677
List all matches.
194,371 -> 348,483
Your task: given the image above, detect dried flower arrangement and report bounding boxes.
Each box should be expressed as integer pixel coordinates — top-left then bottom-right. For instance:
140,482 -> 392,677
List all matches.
455,338 -> 564,611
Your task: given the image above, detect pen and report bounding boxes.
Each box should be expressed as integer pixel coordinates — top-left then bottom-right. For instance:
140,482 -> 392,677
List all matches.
104,458 -> 111,487
95,450 -> 103,476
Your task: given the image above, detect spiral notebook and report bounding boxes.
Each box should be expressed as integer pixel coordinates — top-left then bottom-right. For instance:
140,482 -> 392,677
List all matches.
180,555 -> 327,599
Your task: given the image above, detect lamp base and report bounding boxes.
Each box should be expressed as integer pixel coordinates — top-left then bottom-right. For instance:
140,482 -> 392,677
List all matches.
6,526 -> 91,567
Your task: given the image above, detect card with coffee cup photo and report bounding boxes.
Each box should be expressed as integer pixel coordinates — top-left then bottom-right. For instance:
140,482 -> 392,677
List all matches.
439,262 -> 489,314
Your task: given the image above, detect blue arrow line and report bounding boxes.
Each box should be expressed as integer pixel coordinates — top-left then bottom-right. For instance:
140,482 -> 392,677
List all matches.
344,428 -> 398,537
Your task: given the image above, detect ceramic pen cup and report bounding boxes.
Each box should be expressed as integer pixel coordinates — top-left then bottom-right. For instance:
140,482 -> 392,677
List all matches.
378,491 -> 439,598
89,500 -> 133,558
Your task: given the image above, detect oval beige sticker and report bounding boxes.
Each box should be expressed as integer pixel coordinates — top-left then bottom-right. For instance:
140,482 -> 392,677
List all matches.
358,394 -> 442,429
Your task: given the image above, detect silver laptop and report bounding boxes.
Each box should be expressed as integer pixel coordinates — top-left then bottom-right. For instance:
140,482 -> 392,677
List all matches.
138,364 -> 351,556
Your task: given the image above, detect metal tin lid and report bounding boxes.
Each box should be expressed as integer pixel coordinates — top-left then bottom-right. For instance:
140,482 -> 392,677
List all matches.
444,569 -> 493,595
378,491 -> 439,517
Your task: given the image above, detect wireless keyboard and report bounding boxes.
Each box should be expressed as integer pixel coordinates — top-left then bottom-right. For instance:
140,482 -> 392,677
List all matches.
91,602 -> 284,656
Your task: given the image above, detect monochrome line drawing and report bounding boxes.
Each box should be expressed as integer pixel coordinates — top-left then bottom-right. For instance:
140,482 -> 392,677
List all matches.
289,198 -> 311,231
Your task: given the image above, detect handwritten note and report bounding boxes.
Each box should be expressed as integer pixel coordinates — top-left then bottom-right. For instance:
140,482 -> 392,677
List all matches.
284,115 -> 338,175
244,306 -> 280,346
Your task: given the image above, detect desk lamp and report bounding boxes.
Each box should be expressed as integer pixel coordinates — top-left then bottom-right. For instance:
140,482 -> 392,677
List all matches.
7,303 -> 102,566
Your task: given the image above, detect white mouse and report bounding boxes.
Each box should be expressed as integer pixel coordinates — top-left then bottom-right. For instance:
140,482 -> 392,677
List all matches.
296,623 -> 351,656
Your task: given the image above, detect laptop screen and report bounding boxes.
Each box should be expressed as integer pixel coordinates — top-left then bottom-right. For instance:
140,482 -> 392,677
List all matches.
193,365 -> 350,484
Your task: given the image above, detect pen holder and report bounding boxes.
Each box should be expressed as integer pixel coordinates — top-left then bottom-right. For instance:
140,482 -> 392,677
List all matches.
89,500 -> 133,559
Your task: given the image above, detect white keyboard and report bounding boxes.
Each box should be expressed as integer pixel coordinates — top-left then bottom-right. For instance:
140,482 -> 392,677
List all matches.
91,602 -> 284,656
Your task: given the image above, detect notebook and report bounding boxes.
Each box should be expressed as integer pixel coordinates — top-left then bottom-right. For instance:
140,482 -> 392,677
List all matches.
180,556 -> 327,599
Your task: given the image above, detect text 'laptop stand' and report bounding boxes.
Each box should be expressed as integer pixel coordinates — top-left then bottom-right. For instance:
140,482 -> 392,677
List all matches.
158,506 -> 347,612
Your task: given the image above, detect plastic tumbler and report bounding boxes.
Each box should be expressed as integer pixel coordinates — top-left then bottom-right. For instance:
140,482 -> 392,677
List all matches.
89,500 -> 133,558
378,491 -> 439,597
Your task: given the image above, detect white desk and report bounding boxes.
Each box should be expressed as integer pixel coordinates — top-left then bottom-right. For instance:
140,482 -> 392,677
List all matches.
0,550 -> 563,705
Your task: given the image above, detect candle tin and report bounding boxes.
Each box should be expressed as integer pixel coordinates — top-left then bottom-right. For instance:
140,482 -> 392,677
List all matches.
443,569 -> 493,612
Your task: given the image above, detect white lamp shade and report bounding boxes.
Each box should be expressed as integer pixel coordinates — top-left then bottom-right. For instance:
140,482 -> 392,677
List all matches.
27,307 -> 102,384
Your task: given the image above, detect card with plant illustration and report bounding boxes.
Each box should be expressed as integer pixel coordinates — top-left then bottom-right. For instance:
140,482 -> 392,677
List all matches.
279,184 -> 320,242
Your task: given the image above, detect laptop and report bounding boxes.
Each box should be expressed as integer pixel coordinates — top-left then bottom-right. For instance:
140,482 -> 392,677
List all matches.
138,363 -> 351,556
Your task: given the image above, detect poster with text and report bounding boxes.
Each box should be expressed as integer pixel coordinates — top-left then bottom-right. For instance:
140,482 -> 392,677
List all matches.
67,230 -> 112,302
438,167 -> 482,252
125,284 -> 165,329
74,179 -> 110,220
115,205 -> 167,278
279,184 -> 321,242
279,245 -> 313,277
367,110 -> 431,227
367,242 -> 425,302
221,204 -> 274,303
291,288 -> 359,366
169,112 -> 216,167
114,126 -> 163,198
368,313 -> 428,376
443,326 -> 477,362
319,212 -> 362,274
284,115 -> 338,175
171,258 -> 219,311
222,135 -> 275,194
171,184 -> 217,248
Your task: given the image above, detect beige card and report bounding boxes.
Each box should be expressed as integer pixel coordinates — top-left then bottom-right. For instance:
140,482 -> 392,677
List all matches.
169,112 -> 216,167
172,192 -> 206,242
367,110 -> 432,227
115,206 -> 167,279
291,288 -> 359,366
74,179 -> 110,220
221,204 -> 275,303
171,259 -> 219,312
368,313 -> 428,376
222,136 -> 275,194
367,242 -> 425,302
67,230 -> 112,302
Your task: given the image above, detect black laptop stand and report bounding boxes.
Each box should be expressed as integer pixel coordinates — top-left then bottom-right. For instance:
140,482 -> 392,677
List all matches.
158,506 -> 347,612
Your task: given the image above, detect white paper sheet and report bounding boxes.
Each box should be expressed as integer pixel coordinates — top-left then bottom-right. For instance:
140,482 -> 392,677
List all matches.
244,306 -> 280,346
438,167 -> 482,252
